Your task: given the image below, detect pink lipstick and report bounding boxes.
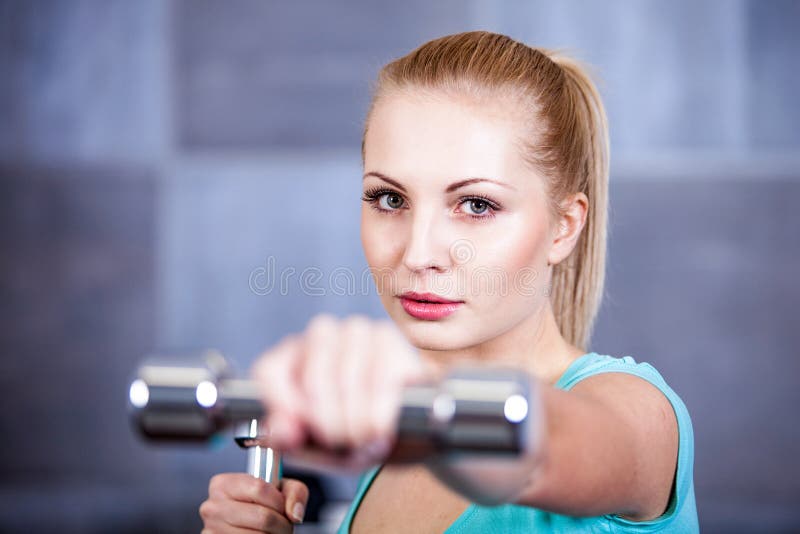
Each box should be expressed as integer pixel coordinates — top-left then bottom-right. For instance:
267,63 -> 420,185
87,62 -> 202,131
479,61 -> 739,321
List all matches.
398,291 -> 464,320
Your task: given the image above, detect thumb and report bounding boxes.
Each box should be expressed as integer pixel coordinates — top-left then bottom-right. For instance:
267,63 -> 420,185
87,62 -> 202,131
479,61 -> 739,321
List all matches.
281,478 -> 309,524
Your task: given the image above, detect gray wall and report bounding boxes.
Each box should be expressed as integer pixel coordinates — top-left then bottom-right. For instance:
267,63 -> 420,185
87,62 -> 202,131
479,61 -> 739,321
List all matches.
1,1 -> 798,532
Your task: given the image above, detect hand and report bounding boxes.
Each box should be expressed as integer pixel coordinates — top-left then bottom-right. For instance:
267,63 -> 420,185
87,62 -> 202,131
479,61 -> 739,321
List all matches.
199,473 -> 308,534
251,314 -> 431,470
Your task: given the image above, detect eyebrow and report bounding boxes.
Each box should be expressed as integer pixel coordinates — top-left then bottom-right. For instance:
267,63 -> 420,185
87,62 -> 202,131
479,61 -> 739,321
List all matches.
363,171 -> 517,193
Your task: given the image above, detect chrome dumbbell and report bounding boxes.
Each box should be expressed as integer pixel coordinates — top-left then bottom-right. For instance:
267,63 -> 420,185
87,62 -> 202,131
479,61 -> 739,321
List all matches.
128,350 -> 539,479
128,350 -> 281,482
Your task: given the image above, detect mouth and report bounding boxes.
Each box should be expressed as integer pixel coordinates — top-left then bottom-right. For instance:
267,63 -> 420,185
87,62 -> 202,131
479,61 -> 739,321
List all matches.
398,291 -> 464,304
397,292 -> 464,320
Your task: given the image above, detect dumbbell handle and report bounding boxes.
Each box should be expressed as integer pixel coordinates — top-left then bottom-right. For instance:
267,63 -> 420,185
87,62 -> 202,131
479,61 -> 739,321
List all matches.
235,418 -> 282,484
129,351 -> 537,462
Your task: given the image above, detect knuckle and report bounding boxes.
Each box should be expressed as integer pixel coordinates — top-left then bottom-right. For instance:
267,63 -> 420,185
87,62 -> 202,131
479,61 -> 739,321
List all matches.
248,477 -> 268,500
256,480 -> 278,503
257,507 -> 279,530
275,333 -> 302,355
198,500 -> 214,520
257,335 -> 297,368
265,512 -> 282,530
252,351 -> 274,377
308,313 -> 337,332
282,332 -> 302,349
346,314 -> 371,330
208,474 -> 224,493
304,318 -> 338,364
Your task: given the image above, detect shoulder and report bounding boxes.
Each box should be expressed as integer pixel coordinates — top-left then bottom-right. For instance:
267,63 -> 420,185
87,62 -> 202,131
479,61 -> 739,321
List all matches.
562,353 -> 693,521
570,365 -> 678,433
558,353 -> 690,427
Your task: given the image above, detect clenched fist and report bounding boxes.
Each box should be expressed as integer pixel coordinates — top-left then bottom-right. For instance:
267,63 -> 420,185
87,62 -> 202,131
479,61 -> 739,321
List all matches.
251,313 -> 432,470
199,474 -> 308,534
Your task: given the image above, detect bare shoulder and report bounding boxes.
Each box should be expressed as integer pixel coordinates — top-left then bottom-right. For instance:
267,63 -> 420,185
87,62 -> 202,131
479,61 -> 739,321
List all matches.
570,371 -> 679,521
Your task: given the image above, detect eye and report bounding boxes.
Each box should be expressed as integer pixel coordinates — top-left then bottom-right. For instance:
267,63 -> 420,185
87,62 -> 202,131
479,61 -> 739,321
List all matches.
361,187 -> 406,212
379,192 -> 405,210
463,198 -> 489,216
458,196 -> 500,219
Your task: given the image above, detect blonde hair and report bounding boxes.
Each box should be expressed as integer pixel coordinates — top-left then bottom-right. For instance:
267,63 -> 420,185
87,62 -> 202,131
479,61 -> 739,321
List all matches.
362,31 -> 609,351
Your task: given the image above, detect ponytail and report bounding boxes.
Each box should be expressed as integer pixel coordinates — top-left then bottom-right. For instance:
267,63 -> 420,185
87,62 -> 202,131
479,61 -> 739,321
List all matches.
545,53 -> 610,350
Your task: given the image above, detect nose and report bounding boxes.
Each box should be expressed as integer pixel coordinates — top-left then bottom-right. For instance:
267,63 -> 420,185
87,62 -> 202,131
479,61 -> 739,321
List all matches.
402,208 -> 452,274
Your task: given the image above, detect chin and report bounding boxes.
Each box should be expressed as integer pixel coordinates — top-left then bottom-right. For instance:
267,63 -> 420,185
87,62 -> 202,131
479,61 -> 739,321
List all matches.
394,318 -> 472,351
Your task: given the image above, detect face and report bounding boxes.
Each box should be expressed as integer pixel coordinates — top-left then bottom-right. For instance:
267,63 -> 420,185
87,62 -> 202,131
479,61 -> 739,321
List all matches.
361,91 -> 561,352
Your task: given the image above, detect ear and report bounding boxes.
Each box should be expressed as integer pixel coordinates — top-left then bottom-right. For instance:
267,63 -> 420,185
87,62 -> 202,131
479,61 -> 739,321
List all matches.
547,192 -> 589,266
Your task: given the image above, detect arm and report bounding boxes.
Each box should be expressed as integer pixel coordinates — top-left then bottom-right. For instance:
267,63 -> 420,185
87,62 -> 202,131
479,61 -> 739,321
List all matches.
252,315 -> 678,521
513,372 -> 679,520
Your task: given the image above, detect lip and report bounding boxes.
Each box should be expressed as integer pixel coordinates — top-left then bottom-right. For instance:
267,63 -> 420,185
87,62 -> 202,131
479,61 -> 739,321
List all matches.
399,291 -> 462,304
398,292 -> 464,321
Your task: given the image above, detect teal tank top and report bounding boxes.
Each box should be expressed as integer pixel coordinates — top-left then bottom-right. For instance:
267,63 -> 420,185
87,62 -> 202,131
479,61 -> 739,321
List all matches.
336,352 -> 699,533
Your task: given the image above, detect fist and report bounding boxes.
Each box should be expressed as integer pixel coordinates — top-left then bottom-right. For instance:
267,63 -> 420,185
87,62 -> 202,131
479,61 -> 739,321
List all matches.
251,314 -> 430,469
199,474 -> 308,533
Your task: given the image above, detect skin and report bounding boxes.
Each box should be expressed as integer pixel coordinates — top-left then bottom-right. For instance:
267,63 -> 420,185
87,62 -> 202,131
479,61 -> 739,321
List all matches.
201,92 -> 679,532
360,90 -> 586,380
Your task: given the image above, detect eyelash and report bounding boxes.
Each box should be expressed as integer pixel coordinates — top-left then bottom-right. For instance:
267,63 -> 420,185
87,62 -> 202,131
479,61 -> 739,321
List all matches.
361,187 -> 501,220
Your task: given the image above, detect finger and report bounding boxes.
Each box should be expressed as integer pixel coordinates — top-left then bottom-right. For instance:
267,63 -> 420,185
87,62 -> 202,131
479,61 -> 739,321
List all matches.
200,521 -> 264,534
371,321 -> 420,440
251,334 -> 307,449
209,473 -> 285,511
281,477 -> 310,524
201,499 -> 292,534
302,313 -> 347,447
339,315 -> 373,447
267,410 -> 307,451
251,333 -> 304,413
200,504 -> 270,534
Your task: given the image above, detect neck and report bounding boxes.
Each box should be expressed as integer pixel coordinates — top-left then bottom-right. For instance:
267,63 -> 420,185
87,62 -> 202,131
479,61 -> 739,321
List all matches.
418,301 -> 586,385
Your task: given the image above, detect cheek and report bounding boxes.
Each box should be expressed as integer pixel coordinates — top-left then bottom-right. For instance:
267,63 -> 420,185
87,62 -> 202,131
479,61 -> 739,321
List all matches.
361,209 -> 402,272
499,216 -> 549,265
504,227 -> 549,271
470,215 -> 551,296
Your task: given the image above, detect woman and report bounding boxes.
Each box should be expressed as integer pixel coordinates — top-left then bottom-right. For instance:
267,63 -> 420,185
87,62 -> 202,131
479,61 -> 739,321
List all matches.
199,31 -> 698,533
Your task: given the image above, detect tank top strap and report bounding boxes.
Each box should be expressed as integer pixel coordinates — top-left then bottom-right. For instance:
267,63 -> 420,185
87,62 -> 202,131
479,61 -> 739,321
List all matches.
336,465 -> 381,533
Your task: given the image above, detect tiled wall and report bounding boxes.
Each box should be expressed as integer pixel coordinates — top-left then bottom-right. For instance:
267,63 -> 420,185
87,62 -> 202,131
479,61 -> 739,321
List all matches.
1,1 -> 798,532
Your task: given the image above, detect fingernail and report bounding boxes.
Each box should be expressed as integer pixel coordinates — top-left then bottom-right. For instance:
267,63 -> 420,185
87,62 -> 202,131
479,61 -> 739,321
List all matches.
292,502 -> 305,524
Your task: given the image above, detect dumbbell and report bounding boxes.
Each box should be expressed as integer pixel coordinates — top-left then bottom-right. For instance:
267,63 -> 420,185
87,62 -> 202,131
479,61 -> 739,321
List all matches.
128,349 -> 539,484
127,350 -> 281,483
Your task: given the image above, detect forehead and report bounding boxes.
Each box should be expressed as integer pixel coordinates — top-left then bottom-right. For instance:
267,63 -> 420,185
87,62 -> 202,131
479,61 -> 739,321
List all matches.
364,92 -> 536,190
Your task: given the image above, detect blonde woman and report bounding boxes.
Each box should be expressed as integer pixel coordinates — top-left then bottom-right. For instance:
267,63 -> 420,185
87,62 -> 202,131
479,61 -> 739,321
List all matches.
199,31 -> 698,533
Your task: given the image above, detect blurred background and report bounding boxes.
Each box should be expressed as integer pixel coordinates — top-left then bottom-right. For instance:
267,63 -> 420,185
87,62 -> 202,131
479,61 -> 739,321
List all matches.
1,0 -> 798,532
